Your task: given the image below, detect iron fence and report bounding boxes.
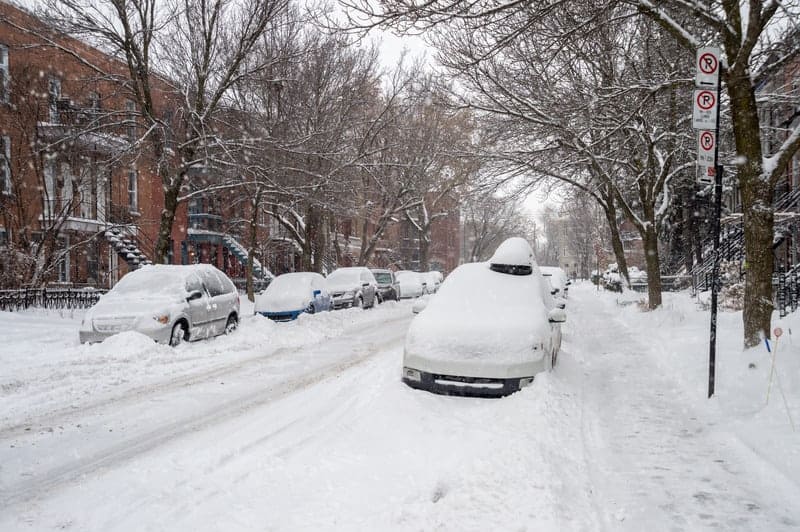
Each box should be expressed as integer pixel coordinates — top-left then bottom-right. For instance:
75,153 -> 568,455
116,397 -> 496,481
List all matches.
0,287 -> 106,312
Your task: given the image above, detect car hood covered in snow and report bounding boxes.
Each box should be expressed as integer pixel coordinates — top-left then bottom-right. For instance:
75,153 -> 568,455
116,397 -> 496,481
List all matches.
88,293 -> 185,318
405,262 -> 552,366
256,273 -> 317,312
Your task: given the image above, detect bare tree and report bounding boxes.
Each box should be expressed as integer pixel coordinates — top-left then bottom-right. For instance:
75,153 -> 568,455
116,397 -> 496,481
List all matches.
43,0 -> 291,263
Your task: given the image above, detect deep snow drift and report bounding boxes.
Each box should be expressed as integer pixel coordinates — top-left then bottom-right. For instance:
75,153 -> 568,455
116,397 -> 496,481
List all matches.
0,284 -> 798,531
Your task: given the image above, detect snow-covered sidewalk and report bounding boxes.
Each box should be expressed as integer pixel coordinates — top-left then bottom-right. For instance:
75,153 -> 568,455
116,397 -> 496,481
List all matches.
567,284 -> 800,531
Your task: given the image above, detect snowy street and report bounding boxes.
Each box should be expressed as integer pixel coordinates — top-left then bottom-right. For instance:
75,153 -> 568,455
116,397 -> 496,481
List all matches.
1,284 -> 799,531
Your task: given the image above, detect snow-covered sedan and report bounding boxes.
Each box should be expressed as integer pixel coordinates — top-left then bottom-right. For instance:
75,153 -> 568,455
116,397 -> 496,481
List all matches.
326,267 -> 378,309
79,264 -> 240,346
540,266 -> 570,298
255,272 -> 332,321
402,237 -> 566,397
395,270 -> 425,299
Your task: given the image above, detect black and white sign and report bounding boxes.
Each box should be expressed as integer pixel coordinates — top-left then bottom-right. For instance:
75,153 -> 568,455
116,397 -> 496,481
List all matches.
697,130 -> 716,167
693,89 -> 718,129
696,47 -> 721,87
697,164 -> 715,185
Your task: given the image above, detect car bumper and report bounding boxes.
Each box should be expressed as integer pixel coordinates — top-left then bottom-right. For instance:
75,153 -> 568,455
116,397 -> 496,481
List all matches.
258,309 -> 304,321
331,296 -> 355,308
79,325 -> 172,345
402,367 -> 533,398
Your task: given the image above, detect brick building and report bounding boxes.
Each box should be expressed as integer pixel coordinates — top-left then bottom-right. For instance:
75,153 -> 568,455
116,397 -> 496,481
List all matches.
0,0 -> 185,288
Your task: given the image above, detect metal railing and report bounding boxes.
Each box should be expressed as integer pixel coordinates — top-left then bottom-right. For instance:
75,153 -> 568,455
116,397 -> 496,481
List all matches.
0,287 -> 106,312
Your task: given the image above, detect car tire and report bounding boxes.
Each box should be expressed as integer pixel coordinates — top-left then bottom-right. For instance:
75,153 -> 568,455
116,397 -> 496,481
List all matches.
225,314 -> 238,335
355,296 -> 363,308
376,293 -> 383,304
551,348 -> 558,369
170,322 -> 187,347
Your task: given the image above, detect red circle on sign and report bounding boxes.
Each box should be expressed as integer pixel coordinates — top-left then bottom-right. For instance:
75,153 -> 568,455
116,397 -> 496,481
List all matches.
697,91 -> 716,110
700,131 -> 714,151
699,52 -> 718,74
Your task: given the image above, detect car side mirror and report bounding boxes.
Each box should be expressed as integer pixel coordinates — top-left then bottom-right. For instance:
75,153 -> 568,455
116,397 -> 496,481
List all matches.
548,308 -> 567,323
566,280 -> 572,286
554,297 -> 567,310
313,289 -> 321,297
187,290 -> 203,302
550,288 -> 558,295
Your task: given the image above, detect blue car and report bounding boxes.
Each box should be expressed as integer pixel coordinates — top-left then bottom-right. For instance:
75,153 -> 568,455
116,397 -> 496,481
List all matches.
254,272 -> 332,321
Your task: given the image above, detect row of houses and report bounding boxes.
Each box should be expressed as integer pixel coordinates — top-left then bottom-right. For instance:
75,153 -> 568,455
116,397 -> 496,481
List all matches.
0,1 -> 460,290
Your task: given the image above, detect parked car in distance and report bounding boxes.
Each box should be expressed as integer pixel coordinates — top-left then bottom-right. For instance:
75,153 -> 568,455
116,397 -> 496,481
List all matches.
326,267 -> 378,309
370,268 -> 400,303
402,237 -> 565,397
79,264 -> 240,347
540,266 -> 570,298
254,272 -> 332,321
395,270 -> 425,299
423,271 -> 443,293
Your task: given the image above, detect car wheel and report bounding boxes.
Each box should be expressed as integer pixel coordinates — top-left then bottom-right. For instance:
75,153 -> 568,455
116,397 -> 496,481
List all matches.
170,322 -> 187,347
551,348 -> 558,369
225,314 -> 238,335
376,293 -> 383,304
354,296 -> 363,308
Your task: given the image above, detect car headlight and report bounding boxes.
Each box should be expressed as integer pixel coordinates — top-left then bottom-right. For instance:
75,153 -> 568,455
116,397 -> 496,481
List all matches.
403,367 -> 422,382
345,290 -> 356,297
154,314 -> 170,325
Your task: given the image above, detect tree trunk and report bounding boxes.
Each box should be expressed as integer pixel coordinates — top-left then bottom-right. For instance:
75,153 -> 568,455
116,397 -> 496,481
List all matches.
728,76 -> 774,347
643,224 -> 663,309
246,188 -> 262,302
602,197 -> 631,288
154,177 -> 180,264
418,232 -> 430,271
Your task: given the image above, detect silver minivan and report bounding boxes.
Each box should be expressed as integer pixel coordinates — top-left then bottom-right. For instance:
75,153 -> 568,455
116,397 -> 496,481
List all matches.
79,264 -> 240,346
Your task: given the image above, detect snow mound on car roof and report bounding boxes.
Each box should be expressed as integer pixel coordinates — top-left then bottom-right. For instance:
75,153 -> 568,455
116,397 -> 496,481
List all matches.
489,237 -> 535,267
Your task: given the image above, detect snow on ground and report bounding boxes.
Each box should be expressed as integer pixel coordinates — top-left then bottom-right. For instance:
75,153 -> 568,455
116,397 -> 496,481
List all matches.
0,299 -> 411,431
0,284 -> 799,531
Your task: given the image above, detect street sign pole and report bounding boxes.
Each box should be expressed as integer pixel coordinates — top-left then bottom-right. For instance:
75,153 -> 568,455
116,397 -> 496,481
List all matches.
708,54 -> 723,399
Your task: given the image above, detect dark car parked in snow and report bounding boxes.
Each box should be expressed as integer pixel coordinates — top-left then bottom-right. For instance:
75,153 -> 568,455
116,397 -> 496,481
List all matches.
370,269 -> 400,303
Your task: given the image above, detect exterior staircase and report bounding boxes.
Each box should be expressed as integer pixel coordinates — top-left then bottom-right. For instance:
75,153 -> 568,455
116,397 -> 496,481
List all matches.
104,227 -> 153,270
222,234 -> 269,279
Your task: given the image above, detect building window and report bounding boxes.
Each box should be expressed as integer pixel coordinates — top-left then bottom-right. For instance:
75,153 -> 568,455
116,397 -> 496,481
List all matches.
128,168 -> 138,212
0,135 -> 10,193
48,77 -> 61,123
126,100 -> 136,140
0,44 -> 9,104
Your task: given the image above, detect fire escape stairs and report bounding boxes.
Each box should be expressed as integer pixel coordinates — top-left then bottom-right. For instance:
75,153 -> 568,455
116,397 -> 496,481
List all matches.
222,234 -> 267,279
104,228 -> 153,270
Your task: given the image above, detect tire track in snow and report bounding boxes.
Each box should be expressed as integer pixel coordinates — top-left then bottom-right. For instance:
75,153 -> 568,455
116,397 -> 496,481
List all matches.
0,314 -> 411,439
0,319 -> 409,511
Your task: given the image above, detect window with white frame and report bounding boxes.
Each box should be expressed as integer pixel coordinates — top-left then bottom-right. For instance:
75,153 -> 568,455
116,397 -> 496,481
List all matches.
126,100 -> 136,140
48,77 -> 61,123
128,168 -> 138,212
43,157 -> 55,217
0,135 -> 10,193
0,44 -> 9,104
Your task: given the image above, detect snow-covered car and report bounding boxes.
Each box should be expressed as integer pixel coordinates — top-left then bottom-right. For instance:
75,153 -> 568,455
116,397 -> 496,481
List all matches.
79,264 -> 240,346
370,268 -> 400,303
423,271 -> 443,293
254,272 -> 332,321
540,266 -> 570,298
326,267 -> 378,309
395,270 -> 425,299
402,237 -> 566,397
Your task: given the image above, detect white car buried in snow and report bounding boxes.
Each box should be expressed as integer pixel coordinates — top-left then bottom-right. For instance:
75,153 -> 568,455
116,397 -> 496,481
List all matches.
79,264 -> 240,346
402,237 -> 566,397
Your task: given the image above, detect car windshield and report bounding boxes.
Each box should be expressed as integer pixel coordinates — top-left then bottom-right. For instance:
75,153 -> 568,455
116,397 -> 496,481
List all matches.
267,273 -> 314,297
109,268 -> 186,298
327,269 -> 360,284
373,272 -> 392,284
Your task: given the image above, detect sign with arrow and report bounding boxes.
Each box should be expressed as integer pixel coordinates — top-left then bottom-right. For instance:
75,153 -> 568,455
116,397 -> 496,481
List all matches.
696,47 -> 721,87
